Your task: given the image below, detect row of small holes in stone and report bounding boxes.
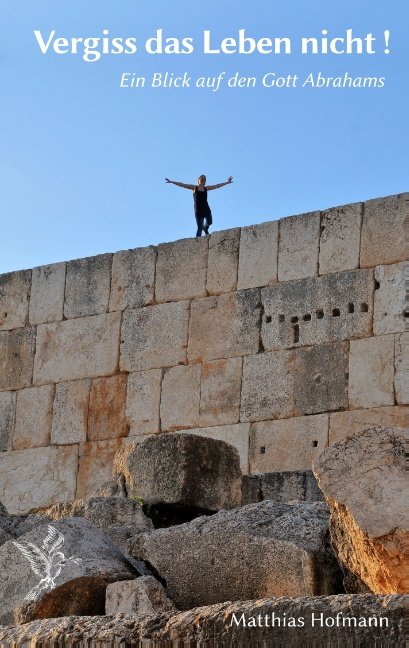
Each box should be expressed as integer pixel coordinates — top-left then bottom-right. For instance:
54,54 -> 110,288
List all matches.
265,302 -> 369,324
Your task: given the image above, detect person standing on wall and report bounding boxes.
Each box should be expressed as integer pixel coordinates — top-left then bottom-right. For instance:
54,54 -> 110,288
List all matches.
165,175 -> 233,237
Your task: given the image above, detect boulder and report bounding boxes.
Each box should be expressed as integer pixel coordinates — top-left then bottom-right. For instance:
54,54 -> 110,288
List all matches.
242,470 -> 325,505
114,433 -> 242,514
105,576 -> 176,615
313,426 -> 408,594
129,500 -> 343,609
0,518 -> 141,626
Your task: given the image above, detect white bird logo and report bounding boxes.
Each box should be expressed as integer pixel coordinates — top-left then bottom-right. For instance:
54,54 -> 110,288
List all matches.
13,525 -> 82,601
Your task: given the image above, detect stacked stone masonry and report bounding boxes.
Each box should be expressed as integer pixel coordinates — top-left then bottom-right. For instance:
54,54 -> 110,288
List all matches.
0,193 -> 407,513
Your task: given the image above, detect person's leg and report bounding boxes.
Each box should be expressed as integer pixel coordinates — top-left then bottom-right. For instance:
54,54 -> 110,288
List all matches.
196,216 -> 204,237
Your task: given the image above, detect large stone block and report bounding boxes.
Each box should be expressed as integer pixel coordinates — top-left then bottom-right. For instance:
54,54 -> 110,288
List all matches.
0,270 -> 31,331
51,380 -> 91,445
319,203 -> 362,274
179,423 -> 250,474
261,269 -> 373,351
160,364 -> 201,431
374,263 -> 406,335
106,576 -> 175,615
29,263 -> 65,325
88,375 -> 127,441
155,237 -> 208,303
349,336 -> 395,409
241,343 -> 348,422
129,501 -> 342,607
360,193 -> 407,267
207,228 -> 240,295
237,221 -> 278,289
278,211 -> 320,281
0,445 -> 78,514
76,439 -> 123,500
250,414 -> 329,473
199,357 -> 242,427
188,290 -> 260,363
114,433 -> 242,511
242,470 -> 324,505
329,406 -> 409,444
120,301 -> 189,371
395,333 -> 409,405
126,370 -> 162,435
0,392 -> 16,452
64,253 -> 112,319
0,326 -> 36,391
34,313 -> 121,384
109,246 -> 156,311
13,385 -> 54,450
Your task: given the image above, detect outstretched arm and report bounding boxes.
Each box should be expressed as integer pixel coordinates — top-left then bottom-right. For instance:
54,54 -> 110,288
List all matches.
207,176 -> 233,191
165,178 -> 196,190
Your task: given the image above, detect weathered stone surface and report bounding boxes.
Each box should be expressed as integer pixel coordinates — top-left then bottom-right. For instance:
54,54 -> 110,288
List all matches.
349,336 -> 395,409
374,263 -> 405,335
126,370 -> 161,436
120,301 -> 189,371
395,333 -> 409,404
0,595 -> 404,646
319,203 -> 362,274
241,344 -> 347,422
109,246 -> 155,311
88,375 -> 127,441
29,263 -> 65,325
39,497 -> 153,554
130,501 -> 342,608
237,221 -> 278,289
0,326 -> 36,391
76,439 -> 123,500
314,427 -> 408,594
199,357 -> 242,426
114,433 -> 242,511
106,576 -> 175,615
13,385 -> 54,450
188,290 -> 260,363
160,365 -> 201,431
360,193 -> 407,267
206,228 -> 239,295
64,253 -> 112,318
0,270 -> 31,331
0,446 -> 78,514
34,313 -> 121,384
250,414 -> 329,473
0,518 -> 139,626
329,406 -> 409,444
0,392 -> 15,452
261,269 -> 373,350
242,471 -> 325,505
51,380 -> 90,444
155,237 -> 208,303
179,423 -> 250,474
278,211 -> 320,281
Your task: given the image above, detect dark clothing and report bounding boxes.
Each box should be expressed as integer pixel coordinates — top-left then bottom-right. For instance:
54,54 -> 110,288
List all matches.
193,186 -> 212,237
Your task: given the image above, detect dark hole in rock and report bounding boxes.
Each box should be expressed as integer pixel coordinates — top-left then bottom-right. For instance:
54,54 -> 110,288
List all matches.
348,302 -> 355,313
265,315 -> 272,323
316,309 -> 324,319
332,308 -> 340,317
260,446 -> 266,454
293,323 -> 300,343
291,316 -> 299,323
142,503 -> 215,529
312,440 -> 318,448
374,279 -> 380,290
303,314 -> 311,321
360,302 -> 369,313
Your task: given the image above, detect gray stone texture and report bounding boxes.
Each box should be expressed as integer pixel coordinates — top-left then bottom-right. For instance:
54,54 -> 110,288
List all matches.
160,364 -> 201,431
155,237 -> 208,302
360,193 -> 407,267
349,335 -> 395,409
64,253 -> 112,319
242,470 -> 325,505
329,406 -> 408,445
114,433 -> 242,511
34,313 -> 121,384
0,270 -> 31,331
261,269 -> 373,351
87,375 -> 127,441
0,391 -> 16,452
237,221 -> 278,289
76,439 -> 123,500
178,423 -> 250,474
0,326 -> 36,391
129,501 -> 343,608
105,576 -> 176,615
374,263 -> 406,335
120,301 -> 189,371
278,211 -> 320,281
188,290 -> 261,363
206,228 -> 240,295
0,445 -> 78,514
109,246 -> 156,311
199,357 -> 242,426
29,263 -> 66,325
126,369 -> 162,435
13,385 -> 54,450
395,333 -> 409,405
319,203 -> 362,274
51,380 -> 91,445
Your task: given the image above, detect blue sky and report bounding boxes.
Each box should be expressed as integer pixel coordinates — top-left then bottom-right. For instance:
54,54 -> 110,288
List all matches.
1,1 -> 408,273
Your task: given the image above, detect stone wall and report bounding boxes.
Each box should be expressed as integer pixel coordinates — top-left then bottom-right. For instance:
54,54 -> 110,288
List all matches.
0,193 -> 407,513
